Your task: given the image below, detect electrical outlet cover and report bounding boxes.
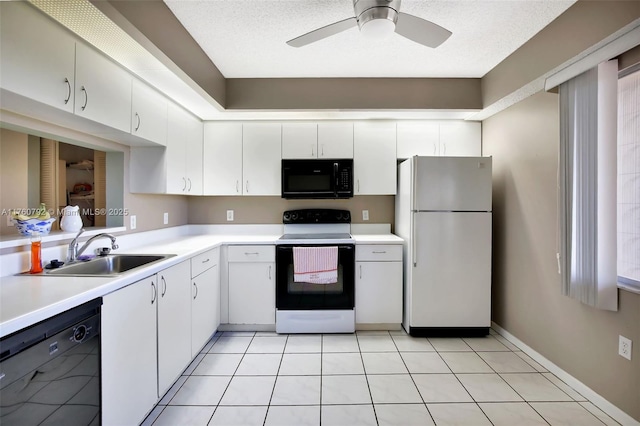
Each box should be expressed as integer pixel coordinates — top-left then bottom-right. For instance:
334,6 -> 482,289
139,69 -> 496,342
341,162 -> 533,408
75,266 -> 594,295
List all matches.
227,210 -> 234,221
163,212 -> 169,225
362,210 -> 369,221
130,215 -> 137,230
619,335 -> 632,360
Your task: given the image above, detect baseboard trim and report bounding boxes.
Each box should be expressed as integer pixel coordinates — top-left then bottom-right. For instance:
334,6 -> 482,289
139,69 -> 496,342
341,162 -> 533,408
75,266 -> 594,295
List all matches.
491,321 -> 640,426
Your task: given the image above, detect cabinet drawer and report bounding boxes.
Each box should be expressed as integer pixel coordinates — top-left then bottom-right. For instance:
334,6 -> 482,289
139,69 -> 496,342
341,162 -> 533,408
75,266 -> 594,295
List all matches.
356,244 -> 402,261
192,248 -> 220,278
228,245 -> 275,262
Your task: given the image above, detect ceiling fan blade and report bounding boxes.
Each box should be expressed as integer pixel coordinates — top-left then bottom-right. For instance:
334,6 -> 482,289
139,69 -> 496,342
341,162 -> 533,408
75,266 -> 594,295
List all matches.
395,12 -> 452,48
287,17 -> 357,47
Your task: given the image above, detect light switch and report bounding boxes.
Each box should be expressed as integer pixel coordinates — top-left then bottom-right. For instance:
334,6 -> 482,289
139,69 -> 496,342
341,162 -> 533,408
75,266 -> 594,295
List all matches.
227,210 -> 234,221
163,212 -> 169,225
130,215 -> 136,230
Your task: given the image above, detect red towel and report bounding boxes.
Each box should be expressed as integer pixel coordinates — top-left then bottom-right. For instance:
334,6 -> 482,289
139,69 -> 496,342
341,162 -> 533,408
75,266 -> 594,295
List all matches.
293,246 -> 338,284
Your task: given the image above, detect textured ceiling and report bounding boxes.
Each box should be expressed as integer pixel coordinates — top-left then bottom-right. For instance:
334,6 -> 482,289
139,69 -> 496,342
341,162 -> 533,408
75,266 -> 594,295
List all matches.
164,0 -> 576,78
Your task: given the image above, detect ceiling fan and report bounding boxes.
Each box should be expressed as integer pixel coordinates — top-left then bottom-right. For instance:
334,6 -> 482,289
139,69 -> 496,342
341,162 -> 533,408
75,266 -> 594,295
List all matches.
286,0 -> 452,48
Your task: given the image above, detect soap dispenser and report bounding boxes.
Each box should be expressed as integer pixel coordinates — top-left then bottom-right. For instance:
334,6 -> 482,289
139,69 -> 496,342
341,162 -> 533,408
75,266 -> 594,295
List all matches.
29,232 -> 43,274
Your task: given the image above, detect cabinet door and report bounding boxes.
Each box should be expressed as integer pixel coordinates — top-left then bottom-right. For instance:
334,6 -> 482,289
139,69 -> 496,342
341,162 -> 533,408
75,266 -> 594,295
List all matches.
242,123 -> 282,195
75,43 -> 131,133
0,2 -> 76,113
228,262 -> 275,324
396,122 -> 439,159
356,262 -> 403,324
102,275 -> 158,426
354,122 -> 397,195
131,79 -> 168,146
282,122 -> 317,159
185,114 -> 204,195
157,261 -> 192,396
203,122 -> 243,195
192,265 -> 220,356
318,122 -> 354,158
438,121 -> 481,157
165,103 -> 189,194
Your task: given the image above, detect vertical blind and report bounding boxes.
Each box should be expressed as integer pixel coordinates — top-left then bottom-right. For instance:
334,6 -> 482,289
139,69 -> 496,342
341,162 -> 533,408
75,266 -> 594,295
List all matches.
617,70 -> 640,287
558,61 -> 618,311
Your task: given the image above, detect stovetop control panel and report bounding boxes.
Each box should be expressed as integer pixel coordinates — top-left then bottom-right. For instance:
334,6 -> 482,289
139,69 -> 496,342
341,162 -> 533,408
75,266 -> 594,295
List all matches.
282,209 -> 351,224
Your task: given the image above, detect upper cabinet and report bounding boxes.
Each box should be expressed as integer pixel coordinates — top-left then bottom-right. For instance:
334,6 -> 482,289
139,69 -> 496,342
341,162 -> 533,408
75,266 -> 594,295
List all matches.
242,123 -> 282,196
0,2 -> 76,114
203,122 -> 243,196
354,122 -> 397,195
131,79 -> 168,146
397,121 -> 481,159
74,43 -> 132,133
282,122 -> 353,159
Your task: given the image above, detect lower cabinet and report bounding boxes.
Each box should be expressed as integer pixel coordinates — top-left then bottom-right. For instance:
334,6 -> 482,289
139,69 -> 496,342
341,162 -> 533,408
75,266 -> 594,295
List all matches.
101,276 -> 158,426
228,245 -> 275,325
157,261 -> 192,396
191,248 -> 220,356
355,244 -> 403,324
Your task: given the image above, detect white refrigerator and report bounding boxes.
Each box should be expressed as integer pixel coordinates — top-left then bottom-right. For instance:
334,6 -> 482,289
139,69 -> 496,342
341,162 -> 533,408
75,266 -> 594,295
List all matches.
395,156 -> 492,336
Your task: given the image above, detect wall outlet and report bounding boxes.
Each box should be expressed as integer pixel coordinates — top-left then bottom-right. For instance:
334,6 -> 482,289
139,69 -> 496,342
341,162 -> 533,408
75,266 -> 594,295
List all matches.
6,215 -> 14,227
619,335 -> 632,360
226,210 -> 234,221
163,212 -> 169,225
130,215 -> 136,230
362,210 -> 369,221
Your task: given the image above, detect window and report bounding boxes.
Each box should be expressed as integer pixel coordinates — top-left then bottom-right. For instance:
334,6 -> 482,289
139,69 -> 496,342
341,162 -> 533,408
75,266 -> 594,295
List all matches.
617,69 -> 640,289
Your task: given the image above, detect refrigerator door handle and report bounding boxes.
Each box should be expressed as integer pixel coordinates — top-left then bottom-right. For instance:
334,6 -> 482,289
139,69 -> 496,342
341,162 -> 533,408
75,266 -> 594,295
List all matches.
412,157 -> 417,211
412,213 -> 417,267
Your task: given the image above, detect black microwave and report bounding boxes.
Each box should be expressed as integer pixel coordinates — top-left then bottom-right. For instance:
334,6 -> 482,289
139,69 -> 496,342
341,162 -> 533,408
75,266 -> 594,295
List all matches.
281,159 -> 353,199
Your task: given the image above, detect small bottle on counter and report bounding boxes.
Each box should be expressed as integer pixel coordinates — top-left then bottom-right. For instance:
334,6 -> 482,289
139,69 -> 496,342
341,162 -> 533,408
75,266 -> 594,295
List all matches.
29,232 -> 43,274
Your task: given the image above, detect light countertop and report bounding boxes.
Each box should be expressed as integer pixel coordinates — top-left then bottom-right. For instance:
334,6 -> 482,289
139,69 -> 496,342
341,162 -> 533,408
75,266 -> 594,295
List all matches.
0,230 -> 402,338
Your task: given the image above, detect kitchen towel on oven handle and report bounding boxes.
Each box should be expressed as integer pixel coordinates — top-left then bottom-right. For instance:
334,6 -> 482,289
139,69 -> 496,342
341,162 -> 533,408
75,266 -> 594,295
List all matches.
293,246 -> 338,284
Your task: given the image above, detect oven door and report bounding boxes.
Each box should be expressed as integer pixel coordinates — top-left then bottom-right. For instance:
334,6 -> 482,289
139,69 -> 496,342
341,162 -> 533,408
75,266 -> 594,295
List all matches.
276,244 -> 355,310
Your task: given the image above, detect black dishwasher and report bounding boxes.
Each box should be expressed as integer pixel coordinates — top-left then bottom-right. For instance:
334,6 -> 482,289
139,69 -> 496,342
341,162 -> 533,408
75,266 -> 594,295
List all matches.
0,299 -> 102,425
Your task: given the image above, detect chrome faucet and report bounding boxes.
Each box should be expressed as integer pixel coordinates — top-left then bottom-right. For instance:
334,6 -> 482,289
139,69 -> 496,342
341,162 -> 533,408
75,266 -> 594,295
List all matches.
67,229 -> 119,262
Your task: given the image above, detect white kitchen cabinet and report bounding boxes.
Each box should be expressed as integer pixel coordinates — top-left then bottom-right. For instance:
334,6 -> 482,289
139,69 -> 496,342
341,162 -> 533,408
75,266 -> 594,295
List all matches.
203,122 -> 243,195
242,123 -> 282,195
318,122 -> 354,158
353,122 -> 397,195
397,121 -> 481,159
0,2 -> 76,114
191,248 -> 220,356
355,244 -> 403,324
131,79 -> 168,146
74,43 -> 132,133
130,103 -> 203,194
102,275 -> 158,426
396,122 -> 440,158
157,260 -> 192,396
228,245 -> 275,325
282,122 -> 318,159
439,121 -> 482,157
282,122 -> 354,159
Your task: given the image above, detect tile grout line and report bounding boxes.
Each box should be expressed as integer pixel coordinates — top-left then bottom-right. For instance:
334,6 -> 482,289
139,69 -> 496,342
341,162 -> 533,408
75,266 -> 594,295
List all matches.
262,333 -> 288,426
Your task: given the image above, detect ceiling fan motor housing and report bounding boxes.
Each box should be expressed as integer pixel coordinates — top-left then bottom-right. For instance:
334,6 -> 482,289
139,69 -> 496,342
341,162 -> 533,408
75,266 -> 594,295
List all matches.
354,0 -> 401,29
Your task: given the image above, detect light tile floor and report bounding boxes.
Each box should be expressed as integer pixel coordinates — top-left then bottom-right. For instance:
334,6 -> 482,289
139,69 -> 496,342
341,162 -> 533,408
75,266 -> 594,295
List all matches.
142,329 -> 620,426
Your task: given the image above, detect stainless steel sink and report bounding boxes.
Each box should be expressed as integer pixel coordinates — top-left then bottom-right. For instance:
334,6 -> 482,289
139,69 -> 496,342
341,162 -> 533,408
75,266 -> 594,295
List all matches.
42,254 -> 175,277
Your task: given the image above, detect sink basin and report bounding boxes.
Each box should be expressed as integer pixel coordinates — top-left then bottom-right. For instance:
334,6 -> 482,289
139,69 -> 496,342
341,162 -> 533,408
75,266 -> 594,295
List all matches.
43,254 -> 175,277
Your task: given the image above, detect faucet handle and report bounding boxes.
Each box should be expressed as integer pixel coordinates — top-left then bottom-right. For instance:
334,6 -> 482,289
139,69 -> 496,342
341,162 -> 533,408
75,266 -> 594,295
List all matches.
112,243 -> 119,250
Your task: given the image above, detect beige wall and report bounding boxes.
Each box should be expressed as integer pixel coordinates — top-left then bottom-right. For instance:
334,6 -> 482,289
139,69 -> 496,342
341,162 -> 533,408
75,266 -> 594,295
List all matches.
0,128 -> 29,235
189,196 -> 395,228
483,91 -> 640,421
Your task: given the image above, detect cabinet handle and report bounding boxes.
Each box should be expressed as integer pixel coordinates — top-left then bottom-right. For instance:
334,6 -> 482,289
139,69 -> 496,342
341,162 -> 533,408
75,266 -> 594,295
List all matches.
151,281 -> 157,304
236,180 -> 239,193
443,143 -> 446,156
202,258 -> 210,264
311,144 -> 315,157
357,179 -> 360,193
321,144 -> 324,157
268,265 -> 272,280
246,180 -> 249,193
433,143 -> 437,156
182,177 -> 187,191
372,251 -> 387,254
135,112 -> 141,131
188,178 -> 192,191
64,78 -> 71,104
193,282 -> 198,300
244,252 -> 259,256
80,86 -> 88,111
161,276 -> 167,297
359,265 -> 362,279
